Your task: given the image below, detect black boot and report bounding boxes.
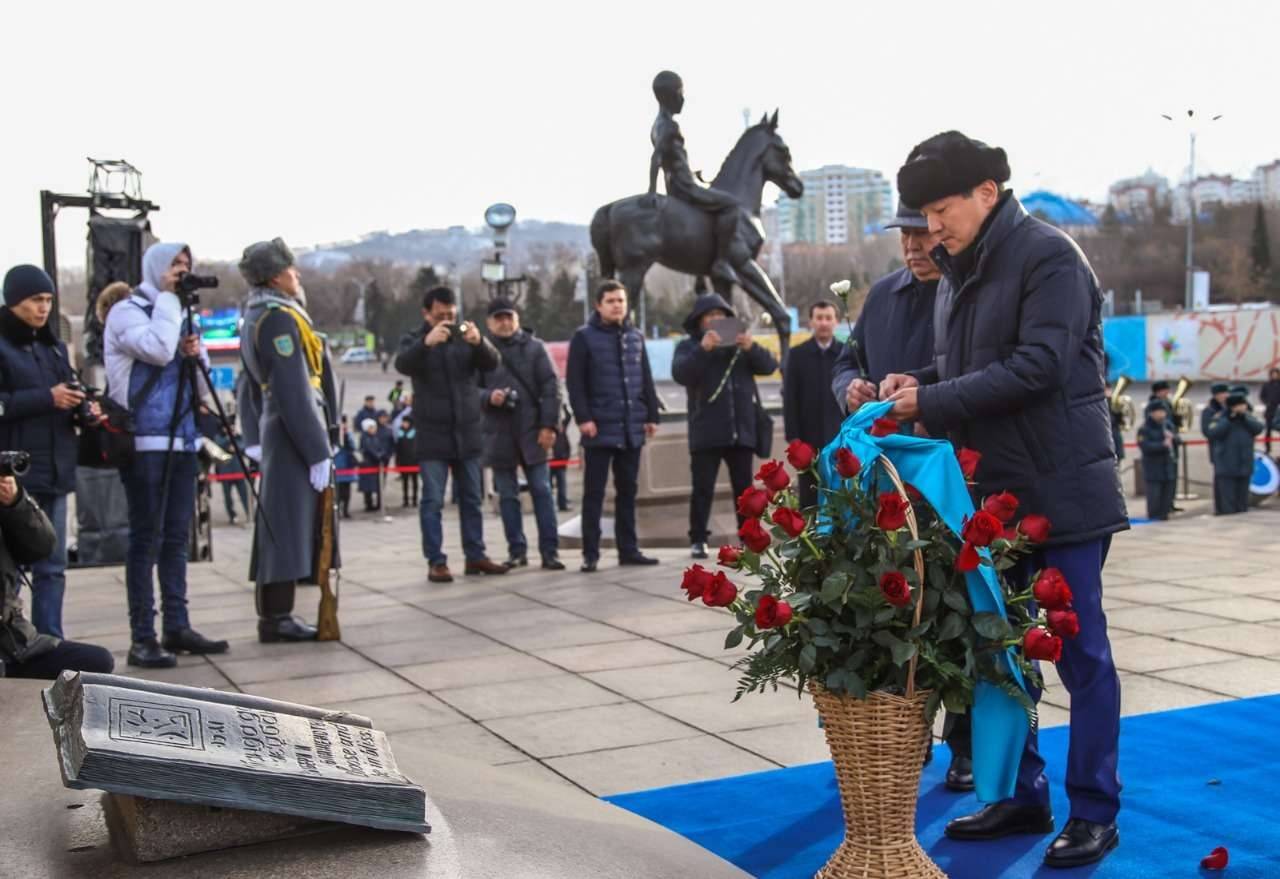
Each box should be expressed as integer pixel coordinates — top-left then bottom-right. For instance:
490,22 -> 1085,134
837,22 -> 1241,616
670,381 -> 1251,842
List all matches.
127,639 -> 177,668
945,754 -> 975,792
1044,819 -> 1119,868
256,582 -> 318,643
162,628 -> 229,655
945,802 -> 1055,841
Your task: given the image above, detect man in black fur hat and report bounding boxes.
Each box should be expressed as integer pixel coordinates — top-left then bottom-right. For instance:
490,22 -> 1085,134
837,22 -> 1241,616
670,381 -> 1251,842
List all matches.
880,131 -> 1127,868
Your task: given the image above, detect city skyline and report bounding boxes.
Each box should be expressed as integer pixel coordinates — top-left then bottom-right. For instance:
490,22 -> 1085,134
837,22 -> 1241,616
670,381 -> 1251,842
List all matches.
3,0 -> 1278,269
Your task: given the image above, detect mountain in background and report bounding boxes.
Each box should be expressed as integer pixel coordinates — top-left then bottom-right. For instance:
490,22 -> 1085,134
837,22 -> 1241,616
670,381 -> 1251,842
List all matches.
298,219 -> 590,271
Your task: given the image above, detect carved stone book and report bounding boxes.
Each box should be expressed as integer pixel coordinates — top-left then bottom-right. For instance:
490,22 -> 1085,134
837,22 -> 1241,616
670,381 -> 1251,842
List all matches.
43,672 -> 429,833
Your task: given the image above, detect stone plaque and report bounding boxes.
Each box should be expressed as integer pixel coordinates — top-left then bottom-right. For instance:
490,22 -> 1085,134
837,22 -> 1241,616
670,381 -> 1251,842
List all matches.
44,671 -> 429,834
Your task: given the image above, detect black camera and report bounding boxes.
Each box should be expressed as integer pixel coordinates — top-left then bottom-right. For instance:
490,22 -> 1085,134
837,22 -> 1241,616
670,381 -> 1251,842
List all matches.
500,388 -> 520,412
0,451 -> 30,478
174,272 -> 220,305
449,321 -> 472,341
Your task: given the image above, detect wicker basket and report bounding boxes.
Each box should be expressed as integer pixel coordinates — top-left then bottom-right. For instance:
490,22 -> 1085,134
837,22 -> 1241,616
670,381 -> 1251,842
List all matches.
807,455 -> 947,879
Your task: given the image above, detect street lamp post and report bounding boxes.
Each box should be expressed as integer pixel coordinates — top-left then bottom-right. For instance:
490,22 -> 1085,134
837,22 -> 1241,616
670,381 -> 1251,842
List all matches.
1163,110 -> 1222,311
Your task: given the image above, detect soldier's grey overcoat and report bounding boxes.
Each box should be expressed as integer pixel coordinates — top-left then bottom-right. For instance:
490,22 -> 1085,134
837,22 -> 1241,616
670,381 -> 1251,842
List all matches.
238,289 -> 339,584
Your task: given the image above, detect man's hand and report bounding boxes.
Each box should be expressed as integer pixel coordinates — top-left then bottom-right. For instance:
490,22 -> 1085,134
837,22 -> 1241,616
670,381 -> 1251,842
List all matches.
489,388 -> 508,407
700,330 -> 722,352
180,334 -> 201,358
425,322 -> 452,347
537,428 -> 556,451
0,476 -> 17,507
579,420 -> 599,439
645,422 -> 659,438
50,383 -> 86,410
462,321 -> 482,346
1232,402 -> 1250,416
735,331 -> 753,352
845,378 -> 877,413
888,386 -> 921,420
879,373 -> 918,400
86,401 -> 103,424
309,459 -> 332,492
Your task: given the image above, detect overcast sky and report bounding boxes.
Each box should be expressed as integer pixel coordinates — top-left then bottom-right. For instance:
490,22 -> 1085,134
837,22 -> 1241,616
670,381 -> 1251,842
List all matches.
3,0 -> 1277,271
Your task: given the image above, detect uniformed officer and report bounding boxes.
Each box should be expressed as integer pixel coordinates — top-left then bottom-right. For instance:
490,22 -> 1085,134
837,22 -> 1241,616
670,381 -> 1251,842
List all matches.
237,238 -> 338,642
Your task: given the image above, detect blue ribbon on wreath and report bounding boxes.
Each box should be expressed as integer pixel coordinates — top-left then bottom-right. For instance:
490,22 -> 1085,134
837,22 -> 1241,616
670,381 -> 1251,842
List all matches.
817,399 -> 1030,804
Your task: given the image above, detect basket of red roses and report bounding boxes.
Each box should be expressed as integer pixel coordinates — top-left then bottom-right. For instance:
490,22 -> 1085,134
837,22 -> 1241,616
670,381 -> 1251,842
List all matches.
677,424 -> 1079,879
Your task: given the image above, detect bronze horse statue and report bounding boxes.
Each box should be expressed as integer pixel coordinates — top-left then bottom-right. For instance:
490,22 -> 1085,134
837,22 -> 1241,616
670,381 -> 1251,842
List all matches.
590,111 -> 804,359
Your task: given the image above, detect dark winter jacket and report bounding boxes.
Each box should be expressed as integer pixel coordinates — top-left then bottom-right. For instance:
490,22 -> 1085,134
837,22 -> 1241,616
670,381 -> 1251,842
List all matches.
479,329 -> 562,469
1137,417 -> 1178,481
334,430 -> 357,485
566,312 -> 659,449
0,488 -> 58,664
910,192 -> 1128,546
394,322 -> 500,461
394,427 -> 417,468
1262,380 -> 1280,421
784,336 -> 845,449
552,402 -> 572,462
672,294 -> 777,453
0,308 -> 79,496
1200,400 -> 1225,464
358,427 -> 393,494
832,269 -> 938,410
1205,409 -> 1263,478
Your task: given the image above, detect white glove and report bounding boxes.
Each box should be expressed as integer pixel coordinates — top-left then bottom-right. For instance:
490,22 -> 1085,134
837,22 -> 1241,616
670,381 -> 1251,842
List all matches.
309,459 -> 332,492
245,445 -> 262,463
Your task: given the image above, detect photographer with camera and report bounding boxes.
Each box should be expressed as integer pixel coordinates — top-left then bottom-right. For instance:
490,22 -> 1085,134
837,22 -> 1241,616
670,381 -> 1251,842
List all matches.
0,265 -> 94,638
103,242 -> 228,668
395,285 -> 506,583
0,471 -> 114,678
479,299 -> 565,571
1205,388 -> 1264,515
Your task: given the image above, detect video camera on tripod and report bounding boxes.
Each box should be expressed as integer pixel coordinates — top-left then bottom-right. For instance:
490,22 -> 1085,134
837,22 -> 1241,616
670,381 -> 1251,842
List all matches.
174,271 -> 219,307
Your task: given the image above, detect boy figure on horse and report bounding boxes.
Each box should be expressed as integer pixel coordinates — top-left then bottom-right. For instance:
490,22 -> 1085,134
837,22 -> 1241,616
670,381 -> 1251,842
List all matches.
647,69 -> 742,288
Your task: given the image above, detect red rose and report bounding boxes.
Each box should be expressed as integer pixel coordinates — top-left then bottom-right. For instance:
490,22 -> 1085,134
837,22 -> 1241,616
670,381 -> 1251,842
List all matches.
982,491 -> 1019,523
1046,609 -> 1080,639
955,541 -> 981,572
702,571 -> 738,608
879,571 -> 912,607
680,564 -> 713,602
737,486 -> 770,519
1023,627 -> 1063,662
875,492 -> 910,531
961,510 -> 1003,547
870,416 -> 900,437
1018,514 -> 1052,543
1200,847 -> 1229,870
957,447 -> 982,480
754,594 -> 794,629
756,460 -> 791,494
739,517 -> 771,553
717,545 -> 743,567
1000,526 -> 1019,542
834,447 -> 862,478
770,506 -> 806,538
786,440 -> 816,471
1032,568 -> 1073,610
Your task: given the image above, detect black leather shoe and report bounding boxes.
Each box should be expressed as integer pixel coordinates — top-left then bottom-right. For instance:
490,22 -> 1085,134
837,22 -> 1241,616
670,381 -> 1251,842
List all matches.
945,754 -> 975,792
161,628 -> 229,655
258,615 -> 318,643
1044,819 -> 1119,868
619,553 -> 660,566
945,802 -> 1055,841
690,543 -> 708,560
542,557 -> 566,571
581,558 -> 599,573
127,639 -> 177,668
505,555 -> 528,569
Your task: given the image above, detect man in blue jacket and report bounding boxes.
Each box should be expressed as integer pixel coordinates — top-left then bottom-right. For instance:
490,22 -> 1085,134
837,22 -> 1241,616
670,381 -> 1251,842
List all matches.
882,132 -> 1128,868
0,265 -> 86,638
566,281 -> 661,572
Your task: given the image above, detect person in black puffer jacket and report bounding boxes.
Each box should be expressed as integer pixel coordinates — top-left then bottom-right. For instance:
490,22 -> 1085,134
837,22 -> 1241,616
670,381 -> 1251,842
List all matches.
672,292 -> 776,558
883,132 -> 1127,867
565,280 -> 661,572
0,265 -> 85,639
1204,390 -> 1264,514
394,285 -> 505,583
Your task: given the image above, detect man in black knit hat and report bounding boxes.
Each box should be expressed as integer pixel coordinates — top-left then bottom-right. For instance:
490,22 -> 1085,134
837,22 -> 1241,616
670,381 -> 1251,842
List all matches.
881,131 -> 1127,868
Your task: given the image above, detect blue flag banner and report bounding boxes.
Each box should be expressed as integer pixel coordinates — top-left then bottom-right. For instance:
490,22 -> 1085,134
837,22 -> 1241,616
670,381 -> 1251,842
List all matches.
816,400 -> 1030,803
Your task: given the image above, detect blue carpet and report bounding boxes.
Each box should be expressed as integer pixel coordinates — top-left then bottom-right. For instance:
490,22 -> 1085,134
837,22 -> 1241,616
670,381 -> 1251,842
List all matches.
607,695 -> 1280,878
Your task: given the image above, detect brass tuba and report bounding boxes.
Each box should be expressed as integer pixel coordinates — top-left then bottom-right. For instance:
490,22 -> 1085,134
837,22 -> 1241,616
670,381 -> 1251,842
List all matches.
1110,375 -> 1136,431
1171,376 -> 1194,430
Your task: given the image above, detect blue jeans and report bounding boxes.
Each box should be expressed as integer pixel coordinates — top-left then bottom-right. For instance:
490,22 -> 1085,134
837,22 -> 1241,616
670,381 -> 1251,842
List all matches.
119,452 -> 197,643
493,462 -> 559,561
420,458 -> 486,566
28,492 -> 67,638
1012,536 -> 1122,824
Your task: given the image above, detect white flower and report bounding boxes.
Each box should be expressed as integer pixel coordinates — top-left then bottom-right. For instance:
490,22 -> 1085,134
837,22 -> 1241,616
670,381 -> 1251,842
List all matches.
829,280 -> 852,297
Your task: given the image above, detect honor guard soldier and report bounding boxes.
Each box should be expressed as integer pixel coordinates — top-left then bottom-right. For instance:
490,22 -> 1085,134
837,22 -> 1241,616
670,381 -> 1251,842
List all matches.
237,238 -> 339,642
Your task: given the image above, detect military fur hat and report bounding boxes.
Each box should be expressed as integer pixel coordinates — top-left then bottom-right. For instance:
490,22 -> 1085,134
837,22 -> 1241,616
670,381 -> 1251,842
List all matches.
897,131 -> 1011,210
238,238 -> 296,286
